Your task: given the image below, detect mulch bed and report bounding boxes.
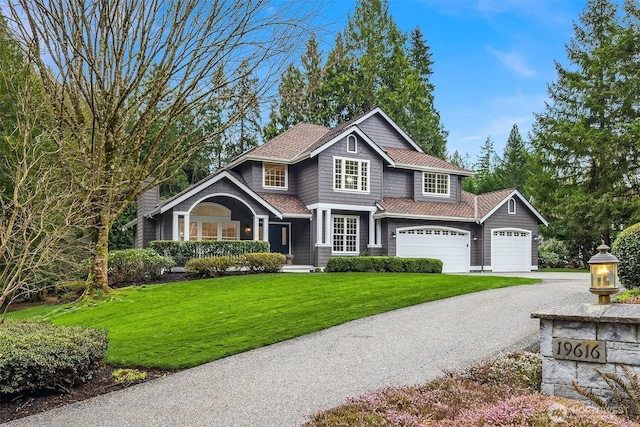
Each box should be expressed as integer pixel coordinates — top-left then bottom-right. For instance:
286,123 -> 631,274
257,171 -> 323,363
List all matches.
1,273 -> 189,423
0,366 -> 177,423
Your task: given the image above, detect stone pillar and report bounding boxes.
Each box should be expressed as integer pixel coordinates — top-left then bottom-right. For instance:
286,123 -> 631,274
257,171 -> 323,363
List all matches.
532,303 -> 640,407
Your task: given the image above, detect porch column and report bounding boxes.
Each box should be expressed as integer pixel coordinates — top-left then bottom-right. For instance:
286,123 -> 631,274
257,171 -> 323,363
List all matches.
262,217 -> 269,242
369,211 -> 376,246
172,213 -> 179,241
253,216 -> 260,240
183,213 -> 190,241
324,209 -> 332,245
316,209 -> 323,245
376,219 -> 382,246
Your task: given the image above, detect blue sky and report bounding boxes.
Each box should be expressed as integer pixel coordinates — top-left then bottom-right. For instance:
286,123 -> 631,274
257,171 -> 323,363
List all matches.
312,0 -> 589,164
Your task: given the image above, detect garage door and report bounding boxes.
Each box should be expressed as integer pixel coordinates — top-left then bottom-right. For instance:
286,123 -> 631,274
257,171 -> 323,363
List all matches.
396,227 -> 470,273
491,229 -> 531,272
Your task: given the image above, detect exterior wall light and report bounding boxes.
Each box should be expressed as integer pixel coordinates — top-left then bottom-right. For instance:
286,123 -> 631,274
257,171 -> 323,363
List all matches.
244,226 -> 252,234
587,243 -> 619,304
391,231 -> 396,238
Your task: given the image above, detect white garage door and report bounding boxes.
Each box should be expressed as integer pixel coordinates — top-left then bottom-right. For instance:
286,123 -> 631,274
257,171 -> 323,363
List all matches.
491,229 -> 531,272
396,227 -> 470,273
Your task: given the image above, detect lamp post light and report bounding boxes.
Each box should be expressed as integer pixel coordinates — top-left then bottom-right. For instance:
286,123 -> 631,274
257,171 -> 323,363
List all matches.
587,243 -> 620,305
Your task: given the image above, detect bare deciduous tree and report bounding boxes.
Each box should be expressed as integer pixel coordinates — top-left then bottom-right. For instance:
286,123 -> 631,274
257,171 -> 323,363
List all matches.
0,57 -> 83,314
5,0 -> 317,293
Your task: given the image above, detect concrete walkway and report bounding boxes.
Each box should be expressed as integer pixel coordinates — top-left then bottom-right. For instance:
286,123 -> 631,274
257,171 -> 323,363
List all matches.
5,272 -> 592,427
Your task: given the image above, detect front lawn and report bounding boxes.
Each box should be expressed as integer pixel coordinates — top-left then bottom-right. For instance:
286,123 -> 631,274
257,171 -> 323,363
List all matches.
10,273 -> 538,369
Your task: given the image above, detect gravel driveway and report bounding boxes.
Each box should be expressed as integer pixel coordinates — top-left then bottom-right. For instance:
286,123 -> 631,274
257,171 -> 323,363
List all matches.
5,272 -> 592,427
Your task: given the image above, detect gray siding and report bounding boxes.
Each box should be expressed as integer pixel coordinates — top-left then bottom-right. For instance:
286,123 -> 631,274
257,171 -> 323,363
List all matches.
383,169 -> 412,198
236,162 -> 253,188
357,113 -> 415,150
413,171 -> 460,204
290,218 -> 311,265
240,160 -> 299,196
295,159 -> 318,206
136,183 -> 159,248
317,135 -> 383,205
482,198 -> 540,267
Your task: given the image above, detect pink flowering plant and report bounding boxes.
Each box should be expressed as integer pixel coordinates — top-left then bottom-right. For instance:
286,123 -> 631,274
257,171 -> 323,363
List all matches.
303,352 -> 635,427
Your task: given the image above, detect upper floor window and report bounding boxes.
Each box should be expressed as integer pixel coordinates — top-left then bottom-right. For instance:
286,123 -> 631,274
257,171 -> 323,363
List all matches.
423,172 -> 449,196
347,134 -> 357,153
263,162 -> 287,189
334,157 -> 369,193
508,198 -> 516,214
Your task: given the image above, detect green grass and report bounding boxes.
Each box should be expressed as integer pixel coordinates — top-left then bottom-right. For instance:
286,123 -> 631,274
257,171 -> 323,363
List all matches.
10,273 -> 538,369
537,267 -> 588,273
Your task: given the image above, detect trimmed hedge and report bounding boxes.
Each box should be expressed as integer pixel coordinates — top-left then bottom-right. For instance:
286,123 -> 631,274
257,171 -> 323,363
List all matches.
150,240 -> 270,267
185,253 -> 285,278
612,222 -> 640,289
0,319 -> 108,396
185,256 -> 241,278
108,248 -> 175,285
244,253 -> 286,273
325,256 -> 443,273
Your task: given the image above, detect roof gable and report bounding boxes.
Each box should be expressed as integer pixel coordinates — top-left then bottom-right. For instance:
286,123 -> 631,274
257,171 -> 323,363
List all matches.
354,108 -> 423,152
306,126 -> 395,165
477,189 -> 548,225
148,170 -> 283,219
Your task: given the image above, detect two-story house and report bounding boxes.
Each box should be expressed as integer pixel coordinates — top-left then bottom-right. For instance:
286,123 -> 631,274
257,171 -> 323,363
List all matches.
131,107 -> 547,272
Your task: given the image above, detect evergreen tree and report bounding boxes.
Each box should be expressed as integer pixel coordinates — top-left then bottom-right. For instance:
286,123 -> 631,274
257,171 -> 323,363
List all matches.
530,0 -> 640,252
267,0 -> 448,157
264,34 -> 325,139
224,60 -> 262,160
403,26 -> 448,157
497,124 -> 529,194
467,136 -> 504,194
448,150 -> 471,170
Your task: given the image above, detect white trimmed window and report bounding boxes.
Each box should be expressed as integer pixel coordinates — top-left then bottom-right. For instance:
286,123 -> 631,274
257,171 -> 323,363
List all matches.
263,162 -> 288,189
423,172 -> 449,196
332,215 -> 359,254
334,157 -> 369,193
179,203 -> 239,241
508,198 -> 516,214
347,134 -> 357,153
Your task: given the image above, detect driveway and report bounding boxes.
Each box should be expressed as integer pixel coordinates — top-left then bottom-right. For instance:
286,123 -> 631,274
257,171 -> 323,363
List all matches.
5,272 -> 592,427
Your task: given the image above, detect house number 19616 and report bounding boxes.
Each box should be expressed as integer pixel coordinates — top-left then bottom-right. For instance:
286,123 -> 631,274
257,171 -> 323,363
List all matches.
552,338 -> 606,363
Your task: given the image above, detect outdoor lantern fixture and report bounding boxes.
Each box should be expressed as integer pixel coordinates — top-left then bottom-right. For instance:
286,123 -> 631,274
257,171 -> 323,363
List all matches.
587,243 -> 619,305
244,226 -> 252,234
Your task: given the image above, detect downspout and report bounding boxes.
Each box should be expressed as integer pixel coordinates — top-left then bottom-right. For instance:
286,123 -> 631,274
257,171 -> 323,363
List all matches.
474,195 -> 484,273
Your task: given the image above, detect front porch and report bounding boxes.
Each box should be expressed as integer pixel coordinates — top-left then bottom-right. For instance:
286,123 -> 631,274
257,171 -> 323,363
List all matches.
168,196 -> 312,266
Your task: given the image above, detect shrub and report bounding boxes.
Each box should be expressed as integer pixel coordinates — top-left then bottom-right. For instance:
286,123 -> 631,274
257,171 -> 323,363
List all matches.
325,256 -> 442,273
54,280 -> 88,302
185,256 -> 238,278
0,319 -> 108,396
303,352 -> 633,427
108,248 -> 175,285
112,368 -> 147,384
150,240 -> 270,267
612,223 -> 640,289
243,253 -> 285,273
538,238 -> 569,268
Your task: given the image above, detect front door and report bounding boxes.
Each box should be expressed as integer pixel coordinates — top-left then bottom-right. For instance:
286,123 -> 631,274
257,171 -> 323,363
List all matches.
269,223 -> 291,255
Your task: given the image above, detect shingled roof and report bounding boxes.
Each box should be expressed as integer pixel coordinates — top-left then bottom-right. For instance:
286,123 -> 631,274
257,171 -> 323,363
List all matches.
240,123 -> 329,162
385,147 -> 472,175
376,189 -> 528,222
258,193 -> 311,216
